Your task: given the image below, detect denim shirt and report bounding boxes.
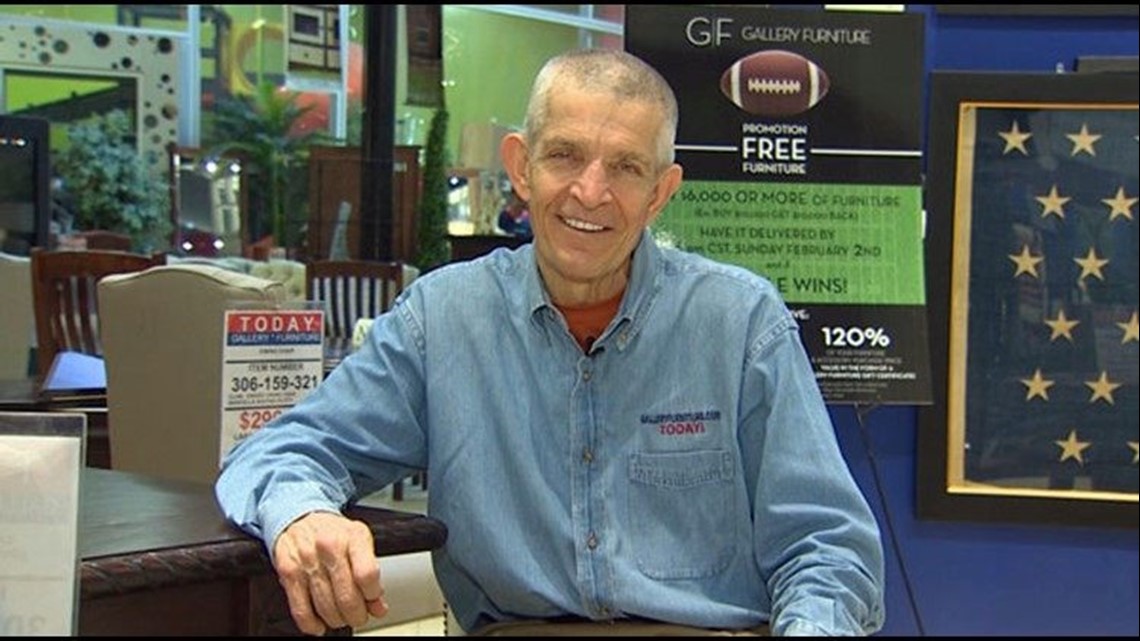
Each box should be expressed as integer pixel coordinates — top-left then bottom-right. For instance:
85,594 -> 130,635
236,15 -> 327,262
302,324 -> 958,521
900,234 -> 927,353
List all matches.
216,231 -> 885,636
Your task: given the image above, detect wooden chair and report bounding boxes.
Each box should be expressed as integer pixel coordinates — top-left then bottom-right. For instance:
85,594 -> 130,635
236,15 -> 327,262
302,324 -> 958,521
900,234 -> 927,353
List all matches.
30,248 -> 165,379
305,259 -> 424,498
305,259 -> 406,342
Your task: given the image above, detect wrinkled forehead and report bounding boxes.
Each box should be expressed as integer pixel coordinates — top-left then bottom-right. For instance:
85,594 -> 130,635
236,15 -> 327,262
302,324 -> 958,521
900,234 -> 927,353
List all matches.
537,87 -> 663,152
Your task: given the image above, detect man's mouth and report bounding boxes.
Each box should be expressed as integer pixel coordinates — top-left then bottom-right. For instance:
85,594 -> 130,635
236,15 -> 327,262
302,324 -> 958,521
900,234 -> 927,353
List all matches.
560,216 -> 606,232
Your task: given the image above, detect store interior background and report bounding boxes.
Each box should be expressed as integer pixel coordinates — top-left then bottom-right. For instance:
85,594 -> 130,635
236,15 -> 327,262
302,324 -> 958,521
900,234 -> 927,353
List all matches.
1,4 -> 1137,636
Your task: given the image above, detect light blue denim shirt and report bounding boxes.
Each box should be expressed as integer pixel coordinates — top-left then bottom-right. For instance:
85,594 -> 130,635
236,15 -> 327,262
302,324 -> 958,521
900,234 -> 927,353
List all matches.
216,231 -> 885,636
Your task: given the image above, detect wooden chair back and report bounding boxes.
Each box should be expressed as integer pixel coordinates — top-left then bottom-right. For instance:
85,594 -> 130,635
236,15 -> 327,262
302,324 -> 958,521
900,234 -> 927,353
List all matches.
306,260 -> 405,340
30,249 -> 166,378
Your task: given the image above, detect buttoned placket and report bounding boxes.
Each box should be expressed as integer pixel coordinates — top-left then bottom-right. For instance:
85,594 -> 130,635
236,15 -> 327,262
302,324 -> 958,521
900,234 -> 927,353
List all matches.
569,343 -> 617,620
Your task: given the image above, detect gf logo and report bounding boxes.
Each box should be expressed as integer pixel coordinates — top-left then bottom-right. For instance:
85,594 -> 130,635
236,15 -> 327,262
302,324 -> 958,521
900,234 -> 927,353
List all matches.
685,17 -> 734,47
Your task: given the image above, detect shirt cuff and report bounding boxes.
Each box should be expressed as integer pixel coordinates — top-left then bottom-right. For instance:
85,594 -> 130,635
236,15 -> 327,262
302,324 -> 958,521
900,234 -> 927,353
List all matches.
259,481 -> 346,557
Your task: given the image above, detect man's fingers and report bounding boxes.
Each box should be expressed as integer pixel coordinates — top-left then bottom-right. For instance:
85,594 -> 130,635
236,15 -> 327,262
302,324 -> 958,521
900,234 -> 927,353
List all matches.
274,512 -> 384,633
308,559 -> 350,630
356,555 -> 388,622
316,523 -> 378,629
347,533 -> 384,603
278,571 -> 327,636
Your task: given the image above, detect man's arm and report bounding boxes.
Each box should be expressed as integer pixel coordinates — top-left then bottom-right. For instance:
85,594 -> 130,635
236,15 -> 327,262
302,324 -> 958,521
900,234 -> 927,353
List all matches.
215,297 -> 431,633
740,314 -> 886,636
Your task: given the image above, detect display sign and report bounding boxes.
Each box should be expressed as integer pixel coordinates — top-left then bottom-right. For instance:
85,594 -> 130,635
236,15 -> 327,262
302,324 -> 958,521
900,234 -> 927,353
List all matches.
0,412 -> 84,636
626,5 -> 932,404
218,309 -> 324,463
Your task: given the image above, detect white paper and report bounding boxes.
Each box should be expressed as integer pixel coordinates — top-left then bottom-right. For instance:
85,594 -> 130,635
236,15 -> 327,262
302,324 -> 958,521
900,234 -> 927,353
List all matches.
0,434 -> 82,636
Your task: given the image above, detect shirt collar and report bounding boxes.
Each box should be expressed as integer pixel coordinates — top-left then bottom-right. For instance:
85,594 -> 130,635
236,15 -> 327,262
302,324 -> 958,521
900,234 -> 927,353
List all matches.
523,230 -> 662,350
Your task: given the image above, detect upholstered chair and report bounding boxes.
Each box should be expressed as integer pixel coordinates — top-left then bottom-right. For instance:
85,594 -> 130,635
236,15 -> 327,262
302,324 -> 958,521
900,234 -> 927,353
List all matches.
0,251 -> 35,380
98,264 -> 288,483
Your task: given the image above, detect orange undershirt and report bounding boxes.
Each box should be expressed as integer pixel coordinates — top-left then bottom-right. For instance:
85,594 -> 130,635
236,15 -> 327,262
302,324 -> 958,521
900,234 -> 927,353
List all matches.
557,290 -> 624,352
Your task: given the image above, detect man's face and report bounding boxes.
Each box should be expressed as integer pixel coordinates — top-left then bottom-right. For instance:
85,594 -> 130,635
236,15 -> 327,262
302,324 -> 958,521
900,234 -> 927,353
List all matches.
511,87 -> 681,303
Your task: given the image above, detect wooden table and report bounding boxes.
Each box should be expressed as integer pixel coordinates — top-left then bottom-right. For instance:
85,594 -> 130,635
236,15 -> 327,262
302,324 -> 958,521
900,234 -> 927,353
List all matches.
79,467 -> 448,636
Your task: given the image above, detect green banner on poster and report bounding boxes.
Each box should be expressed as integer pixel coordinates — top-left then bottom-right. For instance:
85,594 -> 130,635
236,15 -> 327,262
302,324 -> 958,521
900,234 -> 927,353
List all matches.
659,180 -> 924,304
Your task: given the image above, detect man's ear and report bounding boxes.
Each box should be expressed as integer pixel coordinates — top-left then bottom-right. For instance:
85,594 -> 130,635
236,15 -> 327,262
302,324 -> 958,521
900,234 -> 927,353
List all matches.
645,163 -> 684,226
500,133 -> 531,202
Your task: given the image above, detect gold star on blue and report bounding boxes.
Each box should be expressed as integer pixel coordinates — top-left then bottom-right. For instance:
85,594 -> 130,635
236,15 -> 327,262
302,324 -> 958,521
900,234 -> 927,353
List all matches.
1102,187 -> 1138,222
1085,371 -> 1121,405
1073,247 -> 1108,282
1066,123 -> 1102,156
1021,368 -> 1055,401
1009,245 -> 1043,278
998,120 -> 1032,155
1055,429 -> 1091,464
1044,310 -> 1079,342
1117,311 -> 1139,344
1036,185 -> 1071,220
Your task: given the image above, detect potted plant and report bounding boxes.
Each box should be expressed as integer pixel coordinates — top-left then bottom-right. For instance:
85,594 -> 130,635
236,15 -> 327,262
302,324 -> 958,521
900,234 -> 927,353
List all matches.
416,107 -> 451,272
52,109 -> 171,252
207,81 -> 328,250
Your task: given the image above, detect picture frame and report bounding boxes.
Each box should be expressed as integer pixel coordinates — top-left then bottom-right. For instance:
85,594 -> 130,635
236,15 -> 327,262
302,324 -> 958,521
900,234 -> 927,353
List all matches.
917,70 -> 1139,529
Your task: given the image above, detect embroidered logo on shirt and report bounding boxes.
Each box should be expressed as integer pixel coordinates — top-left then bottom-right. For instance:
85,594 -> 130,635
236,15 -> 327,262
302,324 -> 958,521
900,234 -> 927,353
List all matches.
640,410 -> 721,436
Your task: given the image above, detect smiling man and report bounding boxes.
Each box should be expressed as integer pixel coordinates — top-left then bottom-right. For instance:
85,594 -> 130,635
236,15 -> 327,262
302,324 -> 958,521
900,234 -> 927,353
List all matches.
216,48 -> 885,637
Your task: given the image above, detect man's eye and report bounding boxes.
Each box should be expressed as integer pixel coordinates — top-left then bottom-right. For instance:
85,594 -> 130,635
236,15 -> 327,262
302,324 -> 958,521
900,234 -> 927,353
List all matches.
616,161 -> 645,177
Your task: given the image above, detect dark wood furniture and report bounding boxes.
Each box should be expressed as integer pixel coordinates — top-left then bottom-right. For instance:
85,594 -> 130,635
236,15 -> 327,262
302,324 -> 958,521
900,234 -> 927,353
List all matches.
306,259 -> 405,341
79,467 -> 448,636
29,248 -> 164,379
306,145 -> 422,263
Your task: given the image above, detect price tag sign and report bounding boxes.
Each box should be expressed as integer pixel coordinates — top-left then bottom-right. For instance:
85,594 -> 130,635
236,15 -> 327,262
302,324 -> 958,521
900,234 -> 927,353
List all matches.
218,309 -> 324,464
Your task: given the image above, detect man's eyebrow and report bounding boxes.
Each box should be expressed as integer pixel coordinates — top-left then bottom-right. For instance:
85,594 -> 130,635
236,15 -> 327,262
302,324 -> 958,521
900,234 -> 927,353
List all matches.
539,135 -> 578,150
615,150 -> 652,165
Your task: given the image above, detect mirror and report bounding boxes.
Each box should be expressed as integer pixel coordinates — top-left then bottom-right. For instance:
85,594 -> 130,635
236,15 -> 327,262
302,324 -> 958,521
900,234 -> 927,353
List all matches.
171,147 -> 243,257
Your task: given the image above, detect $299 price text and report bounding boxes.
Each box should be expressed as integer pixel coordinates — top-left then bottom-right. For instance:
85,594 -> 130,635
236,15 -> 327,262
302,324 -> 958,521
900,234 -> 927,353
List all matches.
238,408 -> 282,430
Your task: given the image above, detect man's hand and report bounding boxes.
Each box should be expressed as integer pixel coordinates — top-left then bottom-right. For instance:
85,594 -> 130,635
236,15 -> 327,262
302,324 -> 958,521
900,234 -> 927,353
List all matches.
272,511 -> 389,636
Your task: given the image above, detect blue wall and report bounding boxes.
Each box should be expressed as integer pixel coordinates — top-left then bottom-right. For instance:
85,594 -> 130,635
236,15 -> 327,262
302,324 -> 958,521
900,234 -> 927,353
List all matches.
832,6 -> 1138,636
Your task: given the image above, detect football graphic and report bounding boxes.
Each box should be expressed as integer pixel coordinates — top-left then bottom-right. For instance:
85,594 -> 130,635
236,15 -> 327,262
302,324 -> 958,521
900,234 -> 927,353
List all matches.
719,49 -> 830,117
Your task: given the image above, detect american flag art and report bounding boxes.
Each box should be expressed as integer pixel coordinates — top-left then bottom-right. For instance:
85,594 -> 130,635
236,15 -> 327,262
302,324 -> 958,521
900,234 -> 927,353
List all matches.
951,101 -> 1138,498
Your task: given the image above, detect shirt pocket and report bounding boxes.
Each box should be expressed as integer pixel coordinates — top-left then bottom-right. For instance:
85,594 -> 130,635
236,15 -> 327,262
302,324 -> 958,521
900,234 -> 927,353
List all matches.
628,449 -> 735,580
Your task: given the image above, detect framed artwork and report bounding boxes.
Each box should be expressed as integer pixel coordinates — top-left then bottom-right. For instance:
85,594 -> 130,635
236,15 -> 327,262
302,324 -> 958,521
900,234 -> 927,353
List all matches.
917,70 -> 1138,528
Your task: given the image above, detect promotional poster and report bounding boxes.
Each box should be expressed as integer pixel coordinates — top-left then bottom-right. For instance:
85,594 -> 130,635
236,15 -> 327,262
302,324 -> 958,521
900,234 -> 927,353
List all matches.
627,5 -> 932,404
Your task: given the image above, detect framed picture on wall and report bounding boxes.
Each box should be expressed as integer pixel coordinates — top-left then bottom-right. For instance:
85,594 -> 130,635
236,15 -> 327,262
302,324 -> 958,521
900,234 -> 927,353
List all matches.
917,70 -> 1139,528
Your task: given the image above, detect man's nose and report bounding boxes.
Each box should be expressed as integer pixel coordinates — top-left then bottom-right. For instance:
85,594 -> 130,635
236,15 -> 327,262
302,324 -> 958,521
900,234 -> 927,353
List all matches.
570,159 -> 613,207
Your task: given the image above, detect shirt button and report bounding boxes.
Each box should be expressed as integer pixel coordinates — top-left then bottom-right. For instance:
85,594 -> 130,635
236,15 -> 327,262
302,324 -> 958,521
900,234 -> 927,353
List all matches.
582,370 -> 592,382
582,448 -> 594,463
586,533 -> 598,550
599,606 -> 611,617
